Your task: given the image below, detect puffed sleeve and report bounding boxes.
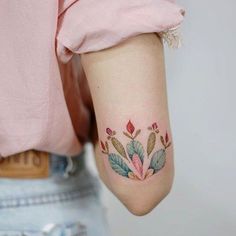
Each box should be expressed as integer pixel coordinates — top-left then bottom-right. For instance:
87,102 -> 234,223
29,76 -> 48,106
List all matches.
56,0 -> 185,63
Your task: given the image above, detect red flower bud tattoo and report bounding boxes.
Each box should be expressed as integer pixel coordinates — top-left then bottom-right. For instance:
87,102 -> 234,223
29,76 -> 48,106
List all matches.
126,120 -> 135,134
152,122 -> 158,130
106,128 -> 113,136
100,141 -> 106,150
165,132 -> 169,143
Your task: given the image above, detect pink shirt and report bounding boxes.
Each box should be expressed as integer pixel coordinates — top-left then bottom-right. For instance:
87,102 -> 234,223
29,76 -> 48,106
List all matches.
0,0 -> 184,157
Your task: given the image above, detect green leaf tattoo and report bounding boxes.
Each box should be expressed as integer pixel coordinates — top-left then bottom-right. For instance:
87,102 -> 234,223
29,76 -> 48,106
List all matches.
108,153 -> 130,177
147,132 -> 156,156
111,137 -> 128,160
126,140 -> 144,163
150,149 -> 166,173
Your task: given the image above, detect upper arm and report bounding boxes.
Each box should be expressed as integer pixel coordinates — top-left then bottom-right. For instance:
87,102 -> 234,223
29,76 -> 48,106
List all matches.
81,33 -> 174,216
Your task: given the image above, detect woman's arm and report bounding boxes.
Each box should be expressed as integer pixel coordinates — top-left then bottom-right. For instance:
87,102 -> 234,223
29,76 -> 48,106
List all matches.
81,33 -> 174,216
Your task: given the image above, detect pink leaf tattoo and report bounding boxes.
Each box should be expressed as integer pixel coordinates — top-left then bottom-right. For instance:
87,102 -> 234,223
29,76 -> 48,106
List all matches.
126,120 -> 135,134
132,154 -> 143,176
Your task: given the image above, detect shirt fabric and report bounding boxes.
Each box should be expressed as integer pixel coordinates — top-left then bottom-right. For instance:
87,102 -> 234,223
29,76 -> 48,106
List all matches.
0,0 -> 185,158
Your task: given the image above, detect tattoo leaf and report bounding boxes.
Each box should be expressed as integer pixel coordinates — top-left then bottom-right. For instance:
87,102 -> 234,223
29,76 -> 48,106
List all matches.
111,137 -> 127,160
147,132 -> 156,156
133,129 -> 141,139
123,131 -> 133,139
105,141 -> 109,152
150,149 -> 166,173
108,153 -> 130,177
145,168 -> 154,179
132,154 -> 143,176
128,172 -> 140,180
126,140 -> 144,163
160,136 -> 165,147
166,142 -> 172,148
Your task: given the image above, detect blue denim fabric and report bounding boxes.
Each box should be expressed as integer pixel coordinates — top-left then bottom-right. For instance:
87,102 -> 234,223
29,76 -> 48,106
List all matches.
0,148 -> 110,236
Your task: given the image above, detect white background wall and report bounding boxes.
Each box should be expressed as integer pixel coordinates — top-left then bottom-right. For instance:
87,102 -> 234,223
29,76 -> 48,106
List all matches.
88,0 -> 236,235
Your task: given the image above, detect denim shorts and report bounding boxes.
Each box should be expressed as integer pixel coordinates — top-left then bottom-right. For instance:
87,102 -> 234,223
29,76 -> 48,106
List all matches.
0,147 -> 110,236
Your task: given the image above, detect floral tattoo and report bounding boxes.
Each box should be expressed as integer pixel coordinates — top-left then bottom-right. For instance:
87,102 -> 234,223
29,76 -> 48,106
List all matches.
100,120 -> 171,180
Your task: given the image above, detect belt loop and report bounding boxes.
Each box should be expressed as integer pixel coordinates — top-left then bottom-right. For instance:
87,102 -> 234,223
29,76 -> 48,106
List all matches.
63,156 -> 74,178
42,223 -> 62,236
42,222 -> 87,236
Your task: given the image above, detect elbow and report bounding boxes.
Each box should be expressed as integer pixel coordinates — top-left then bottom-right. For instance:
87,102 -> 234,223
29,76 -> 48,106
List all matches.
116,155 -> 174,216
116,166 -> 174,216
126,186 -> 172,216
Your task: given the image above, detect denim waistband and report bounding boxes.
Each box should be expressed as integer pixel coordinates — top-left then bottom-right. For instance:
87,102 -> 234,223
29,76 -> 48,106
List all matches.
0,146 -> 101,210
0,146 -> 111,236
0,222 -> 88,236
49,148 -> 86,178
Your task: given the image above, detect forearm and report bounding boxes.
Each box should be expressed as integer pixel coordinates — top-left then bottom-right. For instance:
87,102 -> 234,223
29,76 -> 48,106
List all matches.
81,33 -> 174,215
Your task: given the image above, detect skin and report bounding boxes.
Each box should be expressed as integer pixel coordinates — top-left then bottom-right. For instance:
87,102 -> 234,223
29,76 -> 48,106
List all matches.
80,33 -> 174,216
